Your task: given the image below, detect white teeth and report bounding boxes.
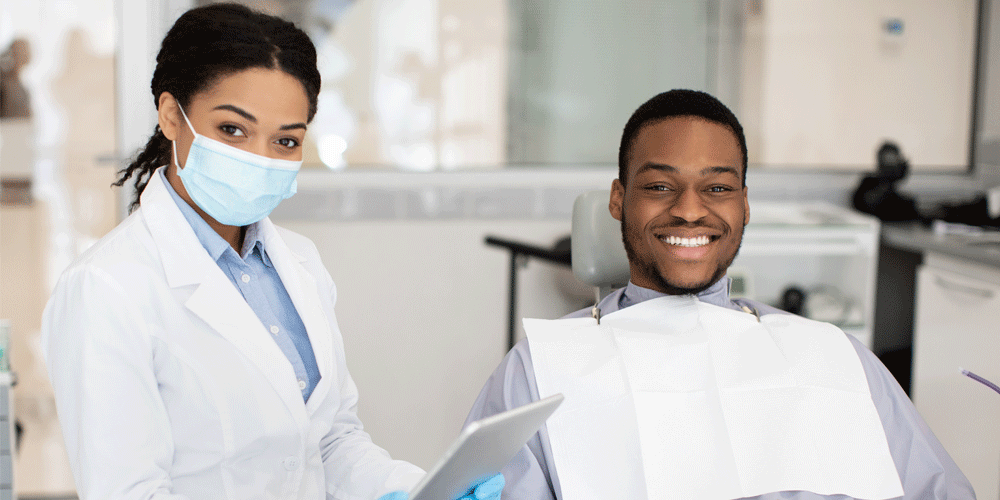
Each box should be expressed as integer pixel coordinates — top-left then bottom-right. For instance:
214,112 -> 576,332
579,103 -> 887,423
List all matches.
663,235 -> 711,247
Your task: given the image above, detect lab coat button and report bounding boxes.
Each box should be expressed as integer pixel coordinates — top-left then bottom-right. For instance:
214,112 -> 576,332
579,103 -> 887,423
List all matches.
241,273 -> 251,283
297,379 -> 307,390
283,456 -> 300,471
270,325 -> 280,334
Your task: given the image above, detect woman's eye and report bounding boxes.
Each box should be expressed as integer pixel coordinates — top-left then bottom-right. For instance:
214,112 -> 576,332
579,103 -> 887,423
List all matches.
220,124 -> 245,137
276,137 -> 300,148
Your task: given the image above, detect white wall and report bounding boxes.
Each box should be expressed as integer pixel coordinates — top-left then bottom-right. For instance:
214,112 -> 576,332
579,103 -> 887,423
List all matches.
749,0 -> 978,170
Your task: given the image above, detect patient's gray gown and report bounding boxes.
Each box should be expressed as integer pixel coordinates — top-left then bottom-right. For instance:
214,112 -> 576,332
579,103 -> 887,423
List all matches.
463,278 -> 975,500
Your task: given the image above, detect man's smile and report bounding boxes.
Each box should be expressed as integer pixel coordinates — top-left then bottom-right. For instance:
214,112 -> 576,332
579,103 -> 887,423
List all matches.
658,234 -> 719,247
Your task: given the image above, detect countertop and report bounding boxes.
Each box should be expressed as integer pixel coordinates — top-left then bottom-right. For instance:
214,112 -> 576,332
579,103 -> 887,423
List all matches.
881,222 -> 1000,268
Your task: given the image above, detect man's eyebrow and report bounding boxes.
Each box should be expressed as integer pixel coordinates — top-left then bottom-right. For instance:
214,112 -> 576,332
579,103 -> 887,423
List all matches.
213,104 -> 307,131
701,165 -> 741,178
636,163 -> 740,178
635,163 -> 678,175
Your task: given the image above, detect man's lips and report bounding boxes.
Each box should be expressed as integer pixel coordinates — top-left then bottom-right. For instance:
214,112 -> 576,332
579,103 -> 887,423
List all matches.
661,235 -> 711,247
655,233 -> 721,248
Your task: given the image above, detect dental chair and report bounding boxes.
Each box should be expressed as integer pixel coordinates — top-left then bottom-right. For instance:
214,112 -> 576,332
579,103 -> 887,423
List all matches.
570,190 -> 631,307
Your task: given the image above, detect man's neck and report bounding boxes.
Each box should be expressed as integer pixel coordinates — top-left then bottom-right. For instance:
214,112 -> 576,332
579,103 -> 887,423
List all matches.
619,278 -> 731,311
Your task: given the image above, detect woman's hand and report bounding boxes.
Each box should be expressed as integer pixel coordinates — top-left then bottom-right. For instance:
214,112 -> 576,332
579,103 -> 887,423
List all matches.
376,473 -> 505,500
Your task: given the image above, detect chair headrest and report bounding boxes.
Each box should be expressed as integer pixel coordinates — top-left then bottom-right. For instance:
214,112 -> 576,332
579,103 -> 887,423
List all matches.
571,190 -> 630,288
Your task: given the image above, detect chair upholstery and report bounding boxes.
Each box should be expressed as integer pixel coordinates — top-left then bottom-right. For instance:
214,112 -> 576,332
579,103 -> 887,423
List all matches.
571,190 -> 630,290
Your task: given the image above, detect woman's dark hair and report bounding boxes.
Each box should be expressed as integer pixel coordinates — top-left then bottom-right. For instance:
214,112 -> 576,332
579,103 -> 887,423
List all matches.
114,2 -> 322,211
618,89 -> 747,187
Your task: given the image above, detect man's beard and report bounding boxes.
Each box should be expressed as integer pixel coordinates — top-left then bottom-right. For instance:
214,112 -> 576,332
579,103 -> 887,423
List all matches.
619,207 -> 742,296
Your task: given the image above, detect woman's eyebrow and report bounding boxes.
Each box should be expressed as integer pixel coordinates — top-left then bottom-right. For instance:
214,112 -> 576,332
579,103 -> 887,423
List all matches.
213,104 -> 306,130
214,104 -> 256,122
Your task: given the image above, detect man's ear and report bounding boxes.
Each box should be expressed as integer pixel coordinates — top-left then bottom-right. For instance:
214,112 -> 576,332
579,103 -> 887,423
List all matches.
609,179 -> 625,222
743,186 -> 750,226
158,92 -> 181,141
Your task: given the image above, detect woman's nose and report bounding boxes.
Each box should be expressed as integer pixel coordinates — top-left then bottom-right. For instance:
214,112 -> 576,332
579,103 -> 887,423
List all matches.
248,140 -> 272,159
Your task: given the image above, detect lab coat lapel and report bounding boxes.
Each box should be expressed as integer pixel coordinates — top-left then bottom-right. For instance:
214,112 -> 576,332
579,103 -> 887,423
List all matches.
258,219 -> 334,415
140,170 -> 310,429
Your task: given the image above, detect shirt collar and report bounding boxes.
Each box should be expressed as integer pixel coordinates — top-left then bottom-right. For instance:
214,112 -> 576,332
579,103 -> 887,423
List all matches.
619,277 -> 737,311
242,223 -> 272,267
159,168 -> 268,264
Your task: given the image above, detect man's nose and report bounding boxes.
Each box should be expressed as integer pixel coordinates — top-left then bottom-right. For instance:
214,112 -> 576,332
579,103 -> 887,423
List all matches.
669,188 -> 709,222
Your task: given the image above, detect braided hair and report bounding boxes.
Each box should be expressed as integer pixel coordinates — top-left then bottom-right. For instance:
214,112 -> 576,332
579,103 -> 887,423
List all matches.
114,2 -> 321,211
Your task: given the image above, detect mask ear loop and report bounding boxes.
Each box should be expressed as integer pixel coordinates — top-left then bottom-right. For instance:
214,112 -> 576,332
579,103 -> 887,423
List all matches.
176,102 -> 197,134
172,102 -> 198,169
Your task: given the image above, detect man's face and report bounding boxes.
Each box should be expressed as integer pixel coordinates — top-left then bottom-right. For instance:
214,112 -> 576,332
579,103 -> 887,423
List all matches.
610,116 -> 749,295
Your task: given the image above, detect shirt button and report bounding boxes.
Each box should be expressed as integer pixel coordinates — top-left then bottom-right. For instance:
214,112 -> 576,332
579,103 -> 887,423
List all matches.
283,456 -> 300,471
298,379 -> 307,390
241,273 -> 250,283
270,325 -> 280,334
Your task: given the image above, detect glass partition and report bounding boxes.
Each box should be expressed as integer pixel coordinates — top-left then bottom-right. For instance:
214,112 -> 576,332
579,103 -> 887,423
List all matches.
207,0 -> 981,173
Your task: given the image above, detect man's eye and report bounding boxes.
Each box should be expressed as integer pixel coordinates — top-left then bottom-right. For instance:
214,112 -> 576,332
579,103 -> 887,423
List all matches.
646,185 -> 670,191
708,186 -> 732,193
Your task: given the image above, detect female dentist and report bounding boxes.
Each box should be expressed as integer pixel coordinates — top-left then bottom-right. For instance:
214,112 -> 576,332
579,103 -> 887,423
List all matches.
41,4 -> 502,500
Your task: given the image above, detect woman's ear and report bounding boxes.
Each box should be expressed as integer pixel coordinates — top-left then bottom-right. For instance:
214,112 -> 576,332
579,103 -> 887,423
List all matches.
158,92 -> 181,141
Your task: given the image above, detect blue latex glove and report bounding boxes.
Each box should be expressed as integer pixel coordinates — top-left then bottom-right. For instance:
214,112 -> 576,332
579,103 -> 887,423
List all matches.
457,474 -> 505,500
376,473 -> 505,500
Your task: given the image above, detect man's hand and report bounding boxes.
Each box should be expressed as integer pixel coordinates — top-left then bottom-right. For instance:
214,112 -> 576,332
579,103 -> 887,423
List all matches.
376,473 -> 505,500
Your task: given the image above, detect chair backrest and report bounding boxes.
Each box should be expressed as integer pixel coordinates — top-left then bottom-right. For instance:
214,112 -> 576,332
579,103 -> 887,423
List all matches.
571,190 -> 630,291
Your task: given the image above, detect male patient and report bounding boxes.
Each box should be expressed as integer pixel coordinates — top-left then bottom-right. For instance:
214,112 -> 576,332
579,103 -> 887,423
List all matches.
464,90 -> 974,499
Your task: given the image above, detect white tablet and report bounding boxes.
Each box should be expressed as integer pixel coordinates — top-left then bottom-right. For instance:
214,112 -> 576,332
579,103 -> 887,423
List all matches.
409,393 -> 564,500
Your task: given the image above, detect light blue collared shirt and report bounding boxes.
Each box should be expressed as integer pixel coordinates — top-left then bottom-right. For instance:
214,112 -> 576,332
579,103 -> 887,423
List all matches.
160,169 -> 320,401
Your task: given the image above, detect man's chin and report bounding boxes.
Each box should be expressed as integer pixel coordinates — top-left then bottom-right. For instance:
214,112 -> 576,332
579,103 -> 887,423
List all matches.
656,281 -> 715,296
651,271 -> 725,296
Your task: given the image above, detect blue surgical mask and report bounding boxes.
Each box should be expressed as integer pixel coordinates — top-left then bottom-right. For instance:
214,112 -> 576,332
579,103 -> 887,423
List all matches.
173,104 -> 302,226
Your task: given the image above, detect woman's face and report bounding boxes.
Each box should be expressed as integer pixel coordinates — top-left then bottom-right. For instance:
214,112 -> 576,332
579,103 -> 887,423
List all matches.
158,67 -> 310,228
162,67 -> 311,167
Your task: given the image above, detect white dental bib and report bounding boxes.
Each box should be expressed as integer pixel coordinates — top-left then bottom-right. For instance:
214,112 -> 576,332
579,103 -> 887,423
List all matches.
526,295 -> 902,500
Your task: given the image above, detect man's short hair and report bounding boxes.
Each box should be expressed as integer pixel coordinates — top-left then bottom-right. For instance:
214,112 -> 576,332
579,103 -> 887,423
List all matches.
618,89 -> 748,186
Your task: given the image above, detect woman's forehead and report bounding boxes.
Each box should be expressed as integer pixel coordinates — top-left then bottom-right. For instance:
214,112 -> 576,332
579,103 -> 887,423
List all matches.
191,68 -> 310,123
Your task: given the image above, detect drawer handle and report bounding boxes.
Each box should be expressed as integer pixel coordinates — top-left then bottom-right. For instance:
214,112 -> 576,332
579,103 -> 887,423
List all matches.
934,276 -> 995,299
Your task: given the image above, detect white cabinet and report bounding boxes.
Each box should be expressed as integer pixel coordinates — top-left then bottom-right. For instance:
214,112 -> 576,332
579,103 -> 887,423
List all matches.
913,253 -> 1000,500
732,202 -> 880,348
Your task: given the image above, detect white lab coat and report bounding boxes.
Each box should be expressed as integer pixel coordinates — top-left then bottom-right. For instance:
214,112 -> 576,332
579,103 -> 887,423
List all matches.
42,170 -> 424,500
